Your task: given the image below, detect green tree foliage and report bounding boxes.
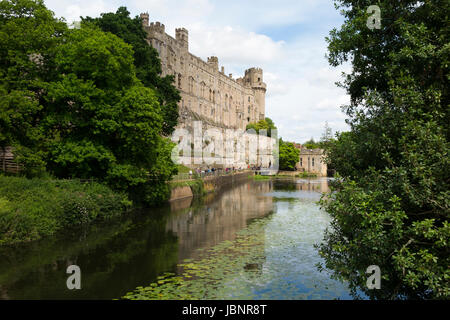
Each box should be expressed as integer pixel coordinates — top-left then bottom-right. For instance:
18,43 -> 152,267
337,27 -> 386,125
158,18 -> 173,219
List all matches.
303,138 -> 320,149
82,7 -> 181,136
0,0 -> 67,171
279,139 -> 300,171
246,117 -> 277,137
0,1 -> 178,206
318,0 -> 449,299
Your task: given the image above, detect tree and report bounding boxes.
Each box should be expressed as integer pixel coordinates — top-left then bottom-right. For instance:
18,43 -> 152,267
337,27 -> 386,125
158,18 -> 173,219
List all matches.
246,117 -> 277,137
279,139 -> 300,171
43,24 -> 177,204
0,1 -> 178,205
303,138 -> 320,149
0,0 -> 67,172
82,7 -> 181,136
318,0 -> 449,299
319,121 -> 333,147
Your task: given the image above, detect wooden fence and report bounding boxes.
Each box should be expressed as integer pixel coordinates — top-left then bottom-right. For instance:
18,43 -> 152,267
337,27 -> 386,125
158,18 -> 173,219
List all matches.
0,147 -> 22,174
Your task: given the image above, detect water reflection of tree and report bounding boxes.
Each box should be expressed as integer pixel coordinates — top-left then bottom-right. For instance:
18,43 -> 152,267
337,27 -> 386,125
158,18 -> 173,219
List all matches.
0,211 -> 179,299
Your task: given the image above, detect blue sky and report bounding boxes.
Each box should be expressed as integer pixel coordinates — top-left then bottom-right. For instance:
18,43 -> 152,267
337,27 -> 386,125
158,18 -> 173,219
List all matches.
45,0 -> 351,143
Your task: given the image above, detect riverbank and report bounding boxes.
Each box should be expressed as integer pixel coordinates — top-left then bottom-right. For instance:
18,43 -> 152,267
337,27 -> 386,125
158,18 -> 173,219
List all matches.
252,172 -> 318,180
0,170 -> 252,246
0,176 -> 132,246
169,170 -> 252,201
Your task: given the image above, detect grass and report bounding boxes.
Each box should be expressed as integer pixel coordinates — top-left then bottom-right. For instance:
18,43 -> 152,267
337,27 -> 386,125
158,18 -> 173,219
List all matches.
251,175 -> 271,180
250,172 -> 319,180
169,179 -> 205,197
296,172 -> 318,178
176,164 -> 192,174
0,175 -> 132,246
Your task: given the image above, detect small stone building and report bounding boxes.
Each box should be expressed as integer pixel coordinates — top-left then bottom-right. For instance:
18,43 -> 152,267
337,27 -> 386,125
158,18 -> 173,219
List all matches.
296,147 -> 327,177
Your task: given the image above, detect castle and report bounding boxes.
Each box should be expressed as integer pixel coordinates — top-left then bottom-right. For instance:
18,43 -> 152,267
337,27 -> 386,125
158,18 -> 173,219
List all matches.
140,13 -> 267,130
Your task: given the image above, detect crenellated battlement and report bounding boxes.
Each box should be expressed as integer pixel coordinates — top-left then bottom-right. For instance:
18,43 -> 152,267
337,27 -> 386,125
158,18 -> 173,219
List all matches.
244,68 -> 266,90
149,21 -> 165,33
245,67 -> 263,74
207,56 -> 219,70
140,12 -> 149,27
175,27 -> 188,50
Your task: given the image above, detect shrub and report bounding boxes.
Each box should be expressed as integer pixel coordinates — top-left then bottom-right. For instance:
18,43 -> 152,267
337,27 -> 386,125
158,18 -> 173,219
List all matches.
0,176 -> 131,245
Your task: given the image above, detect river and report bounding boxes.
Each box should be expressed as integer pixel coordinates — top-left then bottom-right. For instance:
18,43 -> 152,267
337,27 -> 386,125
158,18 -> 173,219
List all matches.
0,177 -> 355,300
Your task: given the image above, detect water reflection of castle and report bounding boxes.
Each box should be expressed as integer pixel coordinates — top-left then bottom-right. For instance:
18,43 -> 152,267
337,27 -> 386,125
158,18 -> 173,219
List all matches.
165,180 -> 273,262
294,178 -> 330,193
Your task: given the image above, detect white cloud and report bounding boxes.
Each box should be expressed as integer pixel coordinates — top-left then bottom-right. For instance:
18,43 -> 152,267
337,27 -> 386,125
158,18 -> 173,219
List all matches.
189,25 -> 285,66
46,0 -> 118,22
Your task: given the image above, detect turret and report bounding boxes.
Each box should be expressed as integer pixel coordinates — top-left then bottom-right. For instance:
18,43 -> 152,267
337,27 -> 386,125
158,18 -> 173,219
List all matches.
244,68 -> 267,120
140,12 -> 149,27
207,56 -> 218,71
175,27 -> 188,51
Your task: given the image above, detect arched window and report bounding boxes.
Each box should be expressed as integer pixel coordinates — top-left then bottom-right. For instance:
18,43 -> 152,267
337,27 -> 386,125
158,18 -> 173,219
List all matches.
188,77 -> 194,93
200,82 -> 206,99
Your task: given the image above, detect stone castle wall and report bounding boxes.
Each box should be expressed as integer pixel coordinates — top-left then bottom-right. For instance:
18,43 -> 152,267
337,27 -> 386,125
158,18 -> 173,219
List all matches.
140,13 -> 267,130
140,13 -> 276,169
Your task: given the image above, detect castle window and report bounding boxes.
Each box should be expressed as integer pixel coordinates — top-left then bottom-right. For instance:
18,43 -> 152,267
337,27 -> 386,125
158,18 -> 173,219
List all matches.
178,74 -> 182,89
312,158 -> 315,167
300,158 -> 303,166
188,77 -> 194,93
248,97 -> 250,102
200,82 -> 206,98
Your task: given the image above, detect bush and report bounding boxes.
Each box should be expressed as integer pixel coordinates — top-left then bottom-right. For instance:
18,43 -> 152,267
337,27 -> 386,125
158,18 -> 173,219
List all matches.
0,176 -> 131,245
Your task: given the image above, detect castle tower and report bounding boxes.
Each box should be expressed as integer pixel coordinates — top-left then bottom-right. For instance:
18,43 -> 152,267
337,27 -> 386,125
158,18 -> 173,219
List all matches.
175,28 -> 188,51
140,12 -> 149,27
244,68 -> 267,120
207,56 -> 219,71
